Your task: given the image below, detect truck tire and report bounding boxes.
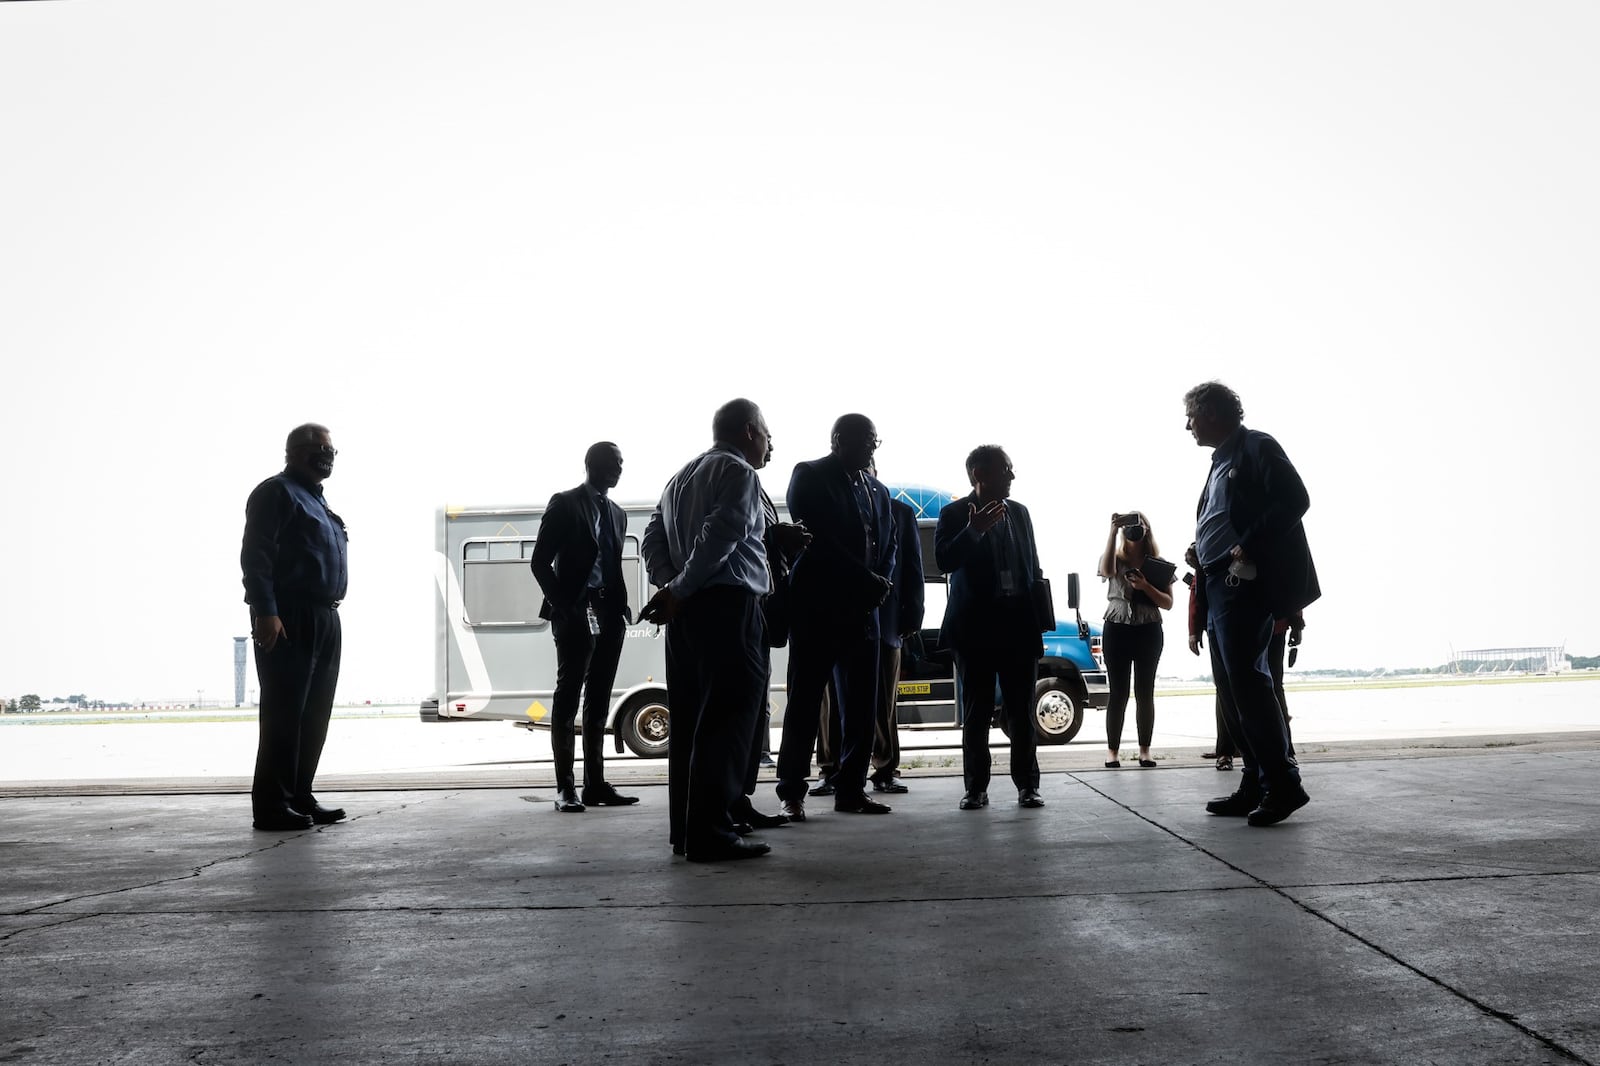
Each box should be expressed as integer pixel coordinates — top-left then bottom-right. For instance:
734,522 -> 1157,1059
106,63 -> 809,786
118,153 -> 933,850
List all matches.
616,691 -> 671,759
1032,676 -> 1084,745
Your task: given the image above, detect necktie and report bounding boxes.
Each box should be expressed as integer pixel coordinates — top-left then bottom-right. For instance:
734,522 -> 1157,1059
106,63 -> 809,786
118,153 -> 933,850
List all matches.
597,504 -> 620,587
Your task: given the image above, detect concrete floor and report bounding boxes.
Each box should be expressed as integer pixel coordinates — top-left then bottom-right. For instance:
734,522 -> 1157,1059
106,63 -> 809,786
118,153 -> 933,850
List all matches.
3,748 -> 1598,1065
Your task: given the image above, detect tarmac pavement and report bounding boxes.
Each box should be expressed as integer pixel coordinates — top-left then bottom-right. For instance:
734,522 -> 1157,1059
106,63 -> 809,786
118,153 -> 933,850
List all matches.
3,746 -> 1599,1065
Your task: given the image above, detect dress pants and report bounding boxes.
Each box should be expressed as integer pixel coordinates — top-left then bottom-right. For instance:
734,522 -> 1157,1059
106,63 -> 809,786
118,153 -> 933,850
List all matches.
735,651 -> 774,811
870,643 -> 903,784
1205,573 -> 1301,799
665,586 -> 766,853
954,643 -> 1039,794
252,603 -> 341,818
777,620 -> 878,803
549,602 -> 626,793
1269,627 -> 1296,757
813,682 -> 840,782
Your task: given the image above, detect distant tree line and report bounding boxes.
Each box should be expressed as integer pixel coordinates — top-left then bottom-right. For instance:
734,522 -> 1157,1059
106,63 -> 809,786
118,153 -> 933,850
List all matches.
1,694 -> 118,713
1192,652 -> 1597,684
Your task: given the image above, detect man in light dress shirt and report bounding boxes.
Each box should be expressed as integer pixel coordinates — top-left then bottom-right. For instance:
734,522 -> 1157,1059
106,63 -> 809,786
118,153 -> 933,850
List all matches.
641,399 -> 776,863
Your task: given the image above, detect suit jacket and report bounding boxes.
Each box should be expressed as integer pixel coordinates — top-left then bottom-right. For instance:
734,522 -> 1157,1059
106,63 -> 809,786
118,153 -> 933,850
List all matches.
879,497 -> 925,648
786,453 -> 897,638
934,494 -> 1045,658
530,484 -> 627,621
1198,427 -> 1321,618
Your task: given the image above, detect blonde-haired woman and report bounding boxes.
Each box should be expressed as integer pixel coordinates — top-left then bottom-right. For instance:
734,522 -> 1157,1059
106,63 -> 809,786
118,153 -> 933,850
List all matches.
1097,512 -> 1174,768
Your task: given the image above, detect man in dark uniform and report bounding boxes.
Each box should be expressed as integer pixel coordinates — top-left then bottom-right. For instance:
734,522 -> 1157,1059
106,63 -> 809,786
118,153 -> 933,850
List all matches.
1185,381 -> 1320,827
530,442 -> 637,813
241,423 -> 349,831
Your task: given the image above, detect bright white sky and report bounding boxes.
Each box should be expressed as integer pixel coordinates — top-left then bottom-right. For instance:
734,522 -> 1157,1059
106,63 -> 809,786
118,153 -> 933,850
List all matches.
3,2 -> 1597,704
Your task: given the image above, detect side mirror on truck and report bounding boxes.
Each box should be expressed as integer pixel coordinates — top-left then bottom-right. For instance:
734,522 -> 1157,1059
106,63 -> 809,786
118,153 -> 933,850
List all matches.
1068,572 -> 1090,641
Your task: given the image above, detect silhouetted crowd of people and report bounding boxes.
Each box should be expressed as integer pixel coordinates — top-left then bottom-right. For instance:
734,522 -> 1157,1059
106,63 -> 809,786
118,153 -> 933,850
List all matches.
242,380 -> 1319,853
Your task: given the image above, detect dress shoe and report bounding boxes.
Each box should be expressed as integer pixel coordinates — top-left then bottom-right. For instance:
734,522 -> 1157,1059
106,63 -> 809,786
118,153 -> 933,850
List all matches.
871,778 -> 909,794
1247,788 -> 1311,827
1138,759 -> 1157,769
744,809 -> 790,830
253,809 -> 314,831
807,778 -> 836,797
1018,788 -> 1045,808
731,821 -> 754,836
1205,789 -> 1261,817
778,799 -> 806,822
686,838 -> 771,863
834,795 -> 892,814
958,791 -> 988,810
296,802 -> 346,825
581,784 -> 639,806
672,844 -> 685,856
553,791 -> 586,813
1104,760 -> 1121,769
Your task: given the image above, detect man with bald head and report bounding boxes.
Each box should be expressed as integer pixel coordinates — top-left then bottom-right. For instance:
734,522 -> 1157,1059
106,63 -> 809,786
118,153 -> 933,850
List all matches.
775,414 -> 897,819
242,423 -> 349,831
531,441 -> 637,812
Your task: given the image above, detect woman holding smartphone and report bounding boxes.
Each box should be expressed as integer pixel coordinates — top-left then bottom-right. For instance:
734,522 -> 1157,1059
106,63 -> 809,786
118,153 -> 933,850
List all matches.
1097,512 -> 1174,768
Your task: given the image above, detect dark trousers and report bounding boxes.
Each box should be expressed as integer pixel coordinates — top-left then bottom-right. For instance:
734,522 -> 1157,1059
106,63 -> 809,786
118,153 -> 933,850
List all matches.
1205,573 -> 1301,798
954,645 -> 1039,794
777,620 -> 879,802
665,586 -> 766,852
816,646 -> 901,783
1269,628 -> 1296,757
735,652 -> 774,812
252,603 -> 341,817
814,681 -> 839,780
1102,620 -> 1164,751
871,643 -> 903,783
549,602 -> 626,794
1212,682 -> 1239,758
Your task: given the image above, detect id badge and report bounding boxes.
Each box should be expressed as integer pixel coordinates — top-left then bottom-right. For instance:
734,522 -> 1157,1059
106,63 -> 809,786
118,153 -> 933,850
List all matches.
998,569 -> 1016,595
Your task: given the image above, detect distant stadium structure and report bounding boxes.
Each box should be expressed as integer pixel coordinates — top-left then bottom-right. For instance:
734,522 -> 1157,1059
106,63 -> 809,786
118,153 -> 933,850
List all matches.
1449,645 -> 1567,675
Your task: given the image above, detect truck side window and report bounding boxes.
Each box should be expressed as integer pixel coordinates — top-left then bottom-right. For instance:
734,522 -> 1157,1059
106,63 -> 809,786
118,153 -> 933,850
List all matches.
462,538 -> 543,625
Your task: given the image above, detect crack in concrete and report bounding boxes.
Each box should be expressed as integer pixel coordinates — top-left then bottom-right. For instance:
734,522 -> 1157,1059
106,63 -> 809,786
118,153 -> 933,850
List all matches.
1067,772 -> 1595,1065
1276,868 -> 1600,890
7,792 -> 461,921
0,911 -> 98,944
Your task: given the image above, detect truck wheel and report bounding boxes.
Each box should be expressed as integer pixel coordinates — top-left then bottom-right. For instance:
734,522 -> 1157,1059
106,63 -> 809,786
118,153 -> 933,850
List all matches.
617,692 -> 671,759
1033,676 -> 1084,744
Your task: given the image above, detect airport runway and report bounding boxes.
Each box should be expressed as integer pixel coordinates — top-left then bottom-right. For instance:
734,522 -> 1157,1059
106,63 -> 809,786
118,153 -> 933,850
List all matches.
2,676 -> 1596,794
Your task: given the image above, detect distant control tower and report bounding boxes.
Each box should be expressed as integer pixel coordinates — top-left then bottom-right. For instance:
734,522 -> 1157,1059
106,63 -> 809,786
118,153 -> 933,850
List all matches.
234,637 -> 248,707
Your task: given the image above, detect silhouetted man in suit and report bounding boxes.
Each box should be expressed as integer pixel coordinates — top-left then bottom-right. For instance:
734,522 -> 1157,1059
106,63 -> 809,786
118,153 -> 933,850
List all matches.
1185,381 -> 1319,826
530,442 -> 637,813
242,423 -> 349,831
775,414 -> 896,819
934,445 -> 1048,811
